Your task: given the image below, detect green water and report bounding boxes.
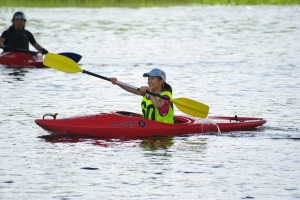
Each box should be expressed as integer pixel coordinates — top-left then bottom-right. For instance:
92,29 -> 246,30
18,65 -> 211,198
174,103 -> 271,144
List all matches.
1,0 -> 299,7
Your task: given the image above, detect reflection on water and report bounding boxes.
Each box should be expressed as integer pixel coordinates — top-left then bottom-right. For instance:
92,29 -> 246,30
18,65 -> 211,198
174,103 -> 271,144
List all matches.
174,137 -> 208,153
39,135 -> 176,151
39,133 -> 211,154
1,69 -> 29,81
8,71 -> 27,76
140,137 -> 174,151
38,135 -> 89,144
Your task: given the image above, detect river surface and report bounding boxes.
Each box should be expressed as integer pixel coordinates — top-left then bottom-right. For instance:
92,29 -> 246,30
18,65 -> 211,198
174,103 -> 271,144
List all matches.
0,6 -> 300,199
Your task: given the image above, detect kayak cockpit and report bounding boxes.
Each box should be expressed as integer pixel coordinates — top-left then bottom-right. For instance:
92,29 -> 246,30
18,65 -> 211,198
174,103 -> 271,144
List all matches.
115,111 -> 195,125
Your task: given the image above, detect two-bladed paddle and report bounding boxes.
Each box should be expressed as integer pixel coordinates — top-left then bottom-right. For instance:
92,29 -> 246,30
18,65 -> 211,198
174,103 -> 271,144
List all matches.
43,53 -> 209,118
1,47 -> 82,63
56,52 -> 81,63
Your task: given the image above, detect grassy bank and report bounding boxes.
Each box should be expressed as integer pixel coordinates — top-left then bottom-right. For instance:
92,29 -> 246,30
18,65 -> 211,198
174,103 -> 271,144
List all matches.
1,0 -> 299,7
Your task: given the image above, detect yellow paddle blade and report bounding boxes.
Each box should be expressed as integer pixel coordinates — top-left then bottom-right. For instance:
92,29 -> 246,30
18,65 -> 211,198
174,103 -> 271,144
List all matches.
43,53 -> 83,73
171,97 -> 209,118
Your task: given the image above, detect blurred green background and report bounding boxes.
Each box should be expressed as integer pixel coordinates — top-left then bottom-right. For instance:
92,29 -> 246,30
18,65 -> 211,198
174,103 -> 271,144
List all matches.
0,0 -> 299,7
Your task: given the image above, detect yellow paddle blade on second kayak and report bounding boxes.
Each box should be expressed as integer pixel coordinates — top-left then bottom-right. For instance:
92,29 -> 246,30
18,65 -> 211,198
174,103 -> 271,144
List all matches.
43,53 -> 83,73
171,97 -> 209,119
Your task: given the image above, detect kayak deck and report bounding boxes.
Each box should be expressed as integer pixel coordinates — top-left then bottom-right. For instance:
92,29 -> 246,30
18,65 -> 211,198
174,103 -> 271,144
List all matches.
208,115 -> 267,132
35,111 -> 267,138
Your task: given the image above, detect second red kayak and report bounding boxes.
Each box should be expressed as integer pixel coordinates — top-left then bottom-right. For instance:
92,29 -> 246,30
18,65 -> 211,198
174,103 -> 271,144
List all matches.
35,111 -> 267,138
0,51 -> 45,68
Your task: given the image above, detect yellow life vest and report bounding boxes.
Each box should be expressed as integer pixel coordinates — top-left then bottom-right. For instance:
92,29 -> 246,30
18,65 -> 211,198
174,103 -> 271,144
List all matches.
141,91 -> 174,124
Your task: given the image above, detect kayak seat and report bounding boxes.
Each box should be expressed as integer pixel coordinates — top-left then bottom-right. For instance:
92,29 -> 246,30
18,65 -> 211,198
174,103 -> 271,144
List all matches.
230,115 -> 244,122
116,111 -> 193,124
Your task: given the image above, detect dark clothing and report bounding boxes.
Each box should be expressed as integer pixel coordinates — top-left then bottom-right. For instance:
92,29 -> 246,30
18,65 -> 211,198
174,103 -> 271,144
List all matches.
1,26 -> 36,50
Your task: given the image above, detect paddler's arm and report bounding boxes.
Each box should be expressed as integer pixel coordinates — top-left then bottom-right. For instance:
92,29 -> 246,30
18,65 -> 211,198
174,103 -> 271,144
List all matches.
33,42 -> 48,55
149,95 -> 166,108
0,37 -> 12,52
110,77 -> 140,95
140,86 -> 166,108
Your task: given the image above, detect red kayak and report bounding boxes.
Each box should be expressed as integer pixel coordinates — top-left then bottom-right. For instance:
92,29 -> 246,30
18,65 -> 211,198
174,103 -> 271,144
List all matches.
0,51 -> 45,68
35,111 -> 267,138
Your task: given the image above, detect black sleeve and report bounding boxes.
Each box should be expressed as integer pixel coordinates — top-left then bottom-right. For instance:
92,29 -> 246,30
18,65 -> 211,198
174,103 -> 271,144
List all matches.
1,30 -> 9,40
1,30 -> 13,45
25,30 -> 37,46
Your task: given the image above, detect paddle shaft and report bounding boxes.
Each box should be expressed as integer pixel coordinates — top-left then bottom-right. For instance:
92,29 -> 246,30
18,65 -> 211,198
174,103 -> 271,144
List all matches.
83,70 -> 169,100
1,47 -> 34,54
1,46 -> 39,55
1,47 -> 81,63
13,48 -> 39,55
